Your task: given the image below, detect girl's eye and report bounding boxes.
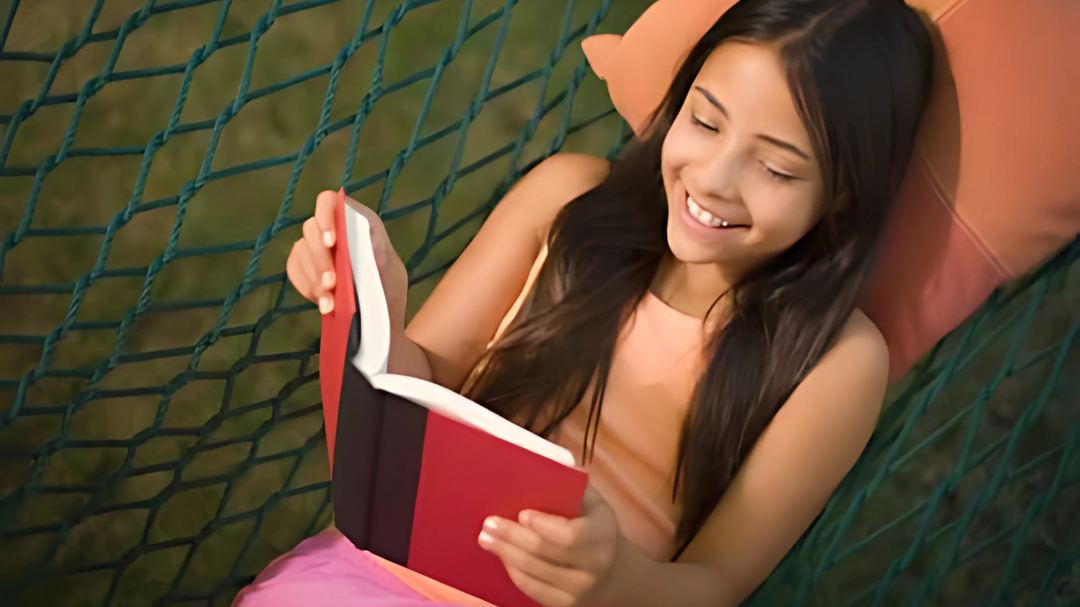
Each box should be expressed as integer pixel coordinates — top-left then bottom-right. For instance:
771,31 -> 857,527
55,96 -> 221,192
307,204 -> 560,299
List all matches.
690,113 -> 718,132
763,164 -> 797,182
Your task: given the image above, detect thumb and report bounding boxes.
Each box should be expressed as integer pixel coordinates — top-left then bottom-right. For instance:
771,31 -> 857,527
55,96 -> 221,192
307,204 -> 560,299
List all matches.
314,190 -> 339,247
582,484 -> 605,512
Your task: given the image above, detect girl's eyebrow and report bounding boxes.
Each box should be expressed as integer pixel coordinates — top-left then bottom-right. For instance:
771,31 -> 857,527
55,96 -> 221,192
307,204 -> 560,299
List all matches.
693,86 -> 811,161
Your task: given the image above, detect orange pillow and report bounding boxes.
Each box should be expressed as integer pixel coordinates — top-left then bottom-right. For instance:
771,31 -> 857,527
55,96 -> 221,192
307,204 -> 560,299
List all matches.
583,0 -> 1080,381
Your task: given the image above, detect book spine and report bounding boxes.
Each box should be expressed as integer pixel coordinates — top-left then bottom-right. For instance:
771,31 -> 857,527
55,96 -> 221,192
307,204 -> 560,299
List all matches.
367,394 -> 427,566
331,312 -> 427,566
331,356 -> 385,551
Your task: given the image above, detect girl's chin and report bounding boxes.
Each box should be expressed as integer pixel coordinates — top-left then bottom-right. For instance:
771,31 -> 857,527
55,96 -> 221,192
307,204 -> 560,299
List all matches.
666,227 -> 740,265
666,239 -> 728,266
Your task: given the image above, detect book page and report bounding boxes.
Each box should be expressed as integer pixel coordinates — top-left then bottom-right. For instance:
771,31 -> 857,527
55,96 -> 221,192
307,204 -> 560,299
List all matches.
345,205 -> 391,378
371,374 -> 577,468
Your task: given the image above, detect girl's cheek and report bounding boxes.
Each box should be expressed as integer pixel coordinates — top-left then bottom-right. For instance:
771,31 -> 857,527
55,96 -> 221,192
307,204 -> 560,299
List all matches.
751,194 -> 820,249
663,119 -> 699,166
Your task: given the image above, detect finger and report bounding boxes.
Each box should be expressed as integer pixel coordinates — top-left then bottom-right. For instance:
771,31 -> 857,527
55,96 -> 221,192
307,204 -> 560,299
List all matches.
572,484 -> 614,543
302,217 -> 336,292
486,517 -> 572,566
351,204 -> 391,269
503,566 -> 576,607
314,190 -> 338,248
480,529 -> 590,596
286,241 -> 315,302
294,243 -> 333,314
582,484 -> 605,510
519,511 -> 578,551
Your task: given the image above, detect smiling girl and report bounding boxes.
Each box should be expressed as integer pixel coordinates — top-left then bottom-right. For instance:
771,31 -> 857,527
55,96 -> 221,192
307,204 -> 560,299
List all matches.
238,0 -> 934,605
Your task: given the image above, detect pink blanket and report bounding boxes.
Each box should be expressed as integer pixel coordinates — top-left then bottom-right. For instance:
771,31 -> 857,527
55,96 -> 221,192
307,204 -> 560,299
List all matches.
233,528 -> 457,606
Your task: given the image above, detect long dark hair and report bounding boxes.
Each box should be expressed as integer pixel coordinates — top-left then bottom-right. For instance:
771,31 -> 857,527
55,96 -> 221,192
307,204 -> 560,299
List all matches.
464,0 -> 934,556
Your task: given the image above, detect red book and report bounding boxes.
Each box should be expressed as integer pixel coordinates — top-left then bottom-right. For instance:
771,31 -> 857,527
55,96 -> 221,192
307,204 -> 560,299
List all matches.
319,190 -> 588,607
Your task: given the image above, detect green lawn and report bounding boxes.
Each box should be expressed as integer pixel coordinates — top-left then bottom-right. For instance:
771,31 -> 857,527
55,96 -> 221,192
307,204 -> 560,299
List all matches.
0,1 -> 651,604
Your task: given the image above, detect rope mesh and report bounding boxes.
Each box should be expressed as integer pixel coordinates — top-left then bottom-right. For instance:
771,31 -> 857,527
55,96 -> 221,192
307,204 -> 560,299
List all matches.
0,1 -> 1076,605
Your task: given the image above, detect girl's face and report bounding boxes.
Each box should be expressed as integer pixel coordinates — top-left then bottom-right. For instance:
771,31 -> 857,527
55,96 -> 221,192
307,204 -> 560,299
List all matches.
661,41 -> 826,272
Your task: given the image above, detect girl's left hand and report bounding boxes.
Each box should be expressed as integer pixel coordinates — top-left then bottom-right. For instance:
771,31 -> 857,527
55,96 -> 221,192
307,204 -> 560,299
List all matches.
479,485 -> 623,607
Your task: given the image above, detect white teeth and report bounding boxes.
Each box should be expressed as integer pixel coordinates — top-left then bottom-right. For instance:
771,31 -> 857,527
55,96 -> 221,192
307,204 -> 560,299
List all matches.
687,196 -> 729,228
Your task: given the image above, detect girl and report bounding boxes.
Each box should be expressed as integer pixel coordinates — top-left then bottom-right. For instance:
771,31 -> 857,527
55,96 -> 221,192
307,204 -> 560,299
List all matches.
243,0 -> 934,605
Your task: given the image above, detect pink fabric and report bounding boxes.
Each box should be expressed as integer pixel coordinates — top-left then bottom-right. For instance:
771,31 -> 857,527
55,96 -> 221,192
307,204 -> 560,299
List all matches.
232,528 -> 456,606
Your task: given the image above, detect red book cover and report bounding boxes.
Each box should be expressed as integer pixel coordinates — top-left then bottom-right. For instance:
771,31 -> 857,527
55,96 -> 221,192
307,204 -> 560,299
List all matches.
319,190 -> 589,607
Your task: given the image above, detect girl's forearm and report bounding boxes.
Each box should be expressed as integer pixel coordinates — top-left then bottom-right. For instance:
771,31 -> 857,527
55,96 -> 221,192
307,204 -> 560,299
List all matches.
387,327 -> 434,381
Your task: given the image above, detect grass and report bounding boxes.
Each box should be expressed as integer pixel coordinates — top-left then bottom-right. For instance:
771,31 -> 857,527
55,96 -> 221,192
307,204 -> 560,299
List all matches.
0,0 -> 1077,606
0,0 -> 650,604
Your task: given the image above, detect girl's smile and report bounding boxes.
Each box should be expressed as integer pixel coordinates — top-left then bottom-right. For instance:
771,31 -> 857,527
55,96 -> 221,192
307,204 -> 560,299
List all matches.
674,181 -> 751,247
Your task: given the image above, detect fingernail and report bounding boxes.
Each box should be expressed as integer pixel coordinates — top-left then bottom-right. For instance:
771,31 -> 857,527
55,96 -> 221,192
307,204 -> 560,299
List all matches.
519,511 -> 532,526
483,517 -> 499,532
478,531 -> 494,548
319,297 -> 333,314
322,271 -> 335,289
323,231 -> 334,247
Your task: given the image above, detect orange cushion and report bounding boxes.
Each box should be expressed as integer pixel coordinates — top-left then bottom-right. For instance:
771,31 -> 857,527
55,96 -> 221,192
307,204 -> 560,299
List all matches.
583,0 -> 1080,381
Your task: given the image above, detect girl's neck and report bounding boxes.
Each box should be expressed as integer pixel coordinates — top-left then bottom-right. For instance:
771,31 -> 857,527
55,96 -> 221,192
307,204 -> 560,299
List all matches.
650,253 -> 742,320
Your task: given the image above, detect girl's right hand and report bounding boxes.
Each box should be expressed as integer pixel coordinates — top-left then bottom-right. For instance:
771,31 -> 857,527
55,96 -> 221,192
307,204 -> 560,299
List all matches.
286,190 -> 409,326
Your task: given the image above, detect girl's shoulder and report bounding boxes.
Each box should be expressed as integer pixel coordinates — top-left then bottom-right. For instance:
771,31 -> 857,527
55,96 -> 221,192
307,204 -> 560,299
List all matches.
520,152 -> 611,192
403,153 -> 609,389
837,308 -> 889,375
764,308 -> 889,438
498,153 -> 611,240
817,308 -> 889,392
530,151 -> 611,176
806,308 -> 890,414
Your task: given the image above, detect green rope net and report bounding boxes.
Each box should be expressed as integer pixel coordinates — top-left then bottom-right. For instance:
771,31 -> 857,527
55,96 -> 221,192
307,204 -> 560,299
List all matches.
0,1 -> 1075,606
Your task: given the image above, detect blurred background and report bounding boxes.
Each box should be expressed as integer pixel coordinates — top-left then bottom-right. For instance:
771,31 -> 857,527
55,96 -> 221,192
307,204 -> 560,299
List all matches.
0,0 -> 1077,606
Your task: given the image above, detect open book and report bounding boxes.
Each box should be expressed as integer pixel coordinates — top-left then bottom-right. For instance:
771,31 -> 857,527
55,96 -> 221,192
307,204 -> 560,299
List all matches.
319,190 -> 587,607
341,197 -> 575,466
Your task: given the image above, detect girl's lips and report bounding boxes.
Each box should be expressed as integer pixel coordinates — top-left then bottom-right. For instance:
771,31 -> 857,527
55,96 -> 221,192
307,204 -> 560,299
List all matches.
687,196 -> 748,228
676,184 -> 749,237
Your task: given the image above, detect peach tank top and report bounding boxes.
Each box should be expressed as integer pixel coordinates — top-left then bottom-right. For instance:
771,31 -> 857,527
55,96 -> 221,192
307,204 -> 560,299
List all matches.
373,245 -> 706,604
